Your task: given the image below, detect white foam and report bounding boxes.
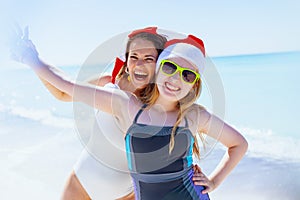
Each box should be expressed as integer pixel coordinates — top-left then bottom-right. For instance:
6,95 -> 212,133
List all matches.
238,126 -> 300,162
8,106 -> 74,128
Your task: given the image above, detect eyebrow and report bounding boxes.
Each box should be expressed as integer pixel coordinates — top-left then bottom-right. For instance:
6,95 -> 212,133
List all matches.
130,52 -> 156,58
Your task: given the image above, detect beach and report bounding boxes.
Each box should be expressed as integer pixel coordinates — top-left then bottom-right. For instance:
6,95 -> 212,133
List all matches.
1,51 -> 299,199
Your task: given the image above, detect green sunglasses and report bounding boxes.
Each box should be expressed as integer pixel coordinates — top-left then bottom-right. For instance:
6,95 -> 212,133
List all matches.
160,59 -> 200,84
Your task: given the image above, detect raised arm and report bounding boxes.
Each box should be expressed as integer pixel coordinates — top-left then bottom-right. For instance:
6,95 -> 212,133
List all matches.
30,58 -> 127,113
9,27 -> 131,118
39,77 -> 72,101
38,75 -> 112,102
196,108 -> 248,193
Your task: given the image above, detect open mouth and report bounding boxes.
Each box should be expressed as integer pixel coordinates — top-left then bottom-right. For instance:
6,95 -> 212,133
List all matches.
134,71 -> 148,81
165,82 -> 180,92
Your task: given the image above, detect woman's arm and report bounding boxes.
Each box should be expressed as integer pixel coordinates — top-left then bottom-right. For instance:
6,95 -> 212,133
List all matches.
196,109 -> 248,193
38,75 -> 112,102
10,32 -> 125,115
25,56 -> 129,116
9,26 -> 117,105
39,77 -> 72,102
10,27 -> 139,131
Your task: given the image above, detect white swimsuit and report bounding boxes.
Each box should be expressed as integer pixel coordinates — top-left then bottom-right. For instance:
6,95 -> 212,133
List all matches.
73,83 -> 133,199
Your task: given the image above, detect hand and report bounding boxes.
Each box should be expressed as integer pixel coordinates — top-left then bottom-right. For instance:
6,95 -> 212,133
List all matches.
192,164 -> 216,194
9,23 -> 39,64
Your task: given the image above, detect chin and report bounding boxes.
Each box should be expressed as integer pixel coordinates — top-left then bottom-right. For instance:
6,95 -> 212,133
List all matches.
132,81 -> 147,89
158,87 -> 181,102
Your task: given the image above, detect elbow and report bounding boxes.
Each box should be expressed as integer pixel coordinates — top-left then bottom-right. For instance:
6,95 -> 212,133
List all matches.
58,94 -> 72,102
51,93 -> 72,102
230,135 -> 248,156
240,136 -> 248,155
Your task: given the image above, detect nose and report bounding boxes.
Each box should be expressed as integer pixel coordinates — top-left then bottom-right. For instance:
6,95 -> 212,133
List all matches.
136,59 -> 145,67
170,71 -> 181,81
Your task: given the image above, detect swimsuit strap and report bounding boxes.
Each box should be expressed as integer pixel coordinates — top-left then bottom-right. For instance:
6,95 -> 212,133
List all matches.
133,105 -> 190,127
133,104 -> 148,123
184,116 -> 189,128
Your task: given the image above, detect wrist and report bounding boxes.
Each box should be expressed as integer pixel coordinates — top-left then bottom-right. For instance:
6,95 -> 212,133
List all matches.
21,50 -> 40,66
209,177 -> 218,190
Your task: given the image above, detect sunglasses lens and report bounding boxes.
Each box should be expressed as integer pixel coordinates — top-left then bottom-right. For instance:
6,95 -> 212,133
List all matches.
161,62 -> 177,75
161,60 -> 199,84
182,70 -> 197,83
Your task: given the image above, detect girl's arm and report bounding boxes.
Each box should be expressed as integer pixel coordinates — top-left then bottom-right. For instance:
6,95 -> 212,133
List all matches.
196,109 -> 248,193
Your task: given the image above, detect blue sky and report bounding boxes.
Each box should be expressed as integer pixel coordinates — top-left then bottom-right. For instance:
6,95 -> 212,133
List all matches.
0,0 -> 299,65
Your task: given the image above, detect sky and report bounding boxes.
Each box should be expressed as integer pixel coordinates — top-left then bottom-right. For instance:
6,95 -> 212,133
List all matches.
0,0 -> 299,65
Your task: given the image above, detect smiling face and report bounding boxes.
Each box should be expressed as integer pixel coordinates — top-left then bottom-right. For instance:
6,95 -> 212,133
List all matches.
156,57 -> 198,103
127,38 -> 158,89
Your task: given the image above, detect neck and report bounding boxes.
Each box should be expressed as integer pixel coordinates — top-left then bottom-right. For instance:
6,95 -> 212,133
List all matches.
154,96 -> 178,112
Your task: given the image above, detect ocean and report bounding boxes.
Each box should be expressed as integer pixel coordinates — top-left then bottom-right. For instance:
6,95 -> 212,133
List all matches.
0,51 -> 299,199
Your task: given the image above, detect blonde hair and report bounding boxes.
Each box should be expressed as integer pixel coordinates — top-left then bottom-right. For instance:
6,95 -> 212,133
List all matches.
137,75 -> 204,158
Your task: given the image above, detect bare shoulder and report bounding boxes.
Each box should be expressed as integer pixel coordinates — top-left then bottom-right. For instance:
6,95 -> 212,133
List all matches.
128,94 -> 143,118
186,104 -> 211,133
116,93 -> 143,130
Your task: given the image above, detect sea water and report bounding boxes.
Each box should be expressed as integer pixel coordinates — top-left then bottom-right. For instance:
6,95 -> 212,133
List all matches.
199,51 -> 300,199
0,51 -> 299,199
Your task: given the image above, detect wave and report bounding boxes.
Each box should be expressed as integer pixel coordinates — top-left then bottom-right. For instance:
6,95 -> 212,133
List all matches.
195,125 -> 300,164
0,103 -> 74,129
2,101 -> 300,163
238,126 -> 300,162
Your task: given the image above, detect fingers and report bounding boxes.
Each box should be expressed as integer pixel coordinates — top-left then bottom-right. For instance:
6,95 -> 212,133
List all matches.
192,171 -> 206,182
192,171 -> 214,193
10,23 -> 30,43
13,21 -> 23,38
192,164 -> 202,173
23,26 -> 29,40
194,164 -> 202,172
193,176 -> 212,193
7,25 -> 20,46
7,22 -> 28,50
202,187 -> 210,194
8,22 -> 39,64
192,165 -> 216,194
193,174 -> 215,194
192,164 -> 196,172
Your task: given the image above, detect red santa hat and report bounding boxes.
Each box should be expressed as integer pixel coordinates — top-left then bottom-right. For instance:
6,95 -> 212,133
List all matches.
156,35 -> 206,74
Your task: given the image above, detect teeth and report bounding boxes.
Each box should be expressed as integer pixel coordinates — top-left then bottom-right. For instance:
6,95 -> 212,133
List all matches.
134,71 -> 148,76
165,82 -> 179,91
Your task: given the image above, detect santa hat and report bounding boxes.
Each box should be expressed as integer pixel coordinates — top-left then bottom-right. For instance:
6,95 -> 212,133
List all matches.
111,27 -> 160,83
156,35 -> 206,74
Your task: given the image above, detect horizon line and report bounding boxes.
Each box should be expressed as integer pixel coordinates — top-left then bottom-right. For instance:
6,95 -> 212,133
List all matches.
55,50 -> 300,67
211,50 -> 300,59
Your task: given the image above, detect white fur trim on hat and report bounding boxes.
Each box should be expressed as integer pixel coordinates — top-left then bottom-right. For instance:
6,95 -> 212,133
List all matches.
156,43 -> 205,74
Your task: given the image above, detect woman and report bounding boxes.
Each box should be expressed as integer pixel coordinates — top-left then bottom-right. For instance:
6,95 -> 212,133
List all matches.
23,27 -> 168,199
11,29 -> 248,199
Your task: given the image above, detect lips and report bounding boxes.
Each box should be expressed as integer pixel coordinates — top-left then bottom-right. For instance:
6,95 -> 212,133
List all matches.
165,82 -> 180,92
134,70 -> 148,81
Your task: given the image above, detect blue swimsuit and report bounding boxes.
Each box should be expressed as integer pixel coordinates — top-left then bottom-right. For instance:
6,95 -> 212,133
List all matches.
125,105 -> 210,200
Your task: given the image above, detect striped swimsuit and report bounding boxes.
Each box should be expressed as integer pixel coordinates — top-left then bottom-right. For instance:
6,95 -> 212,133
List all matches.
125,105 -> 210,200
